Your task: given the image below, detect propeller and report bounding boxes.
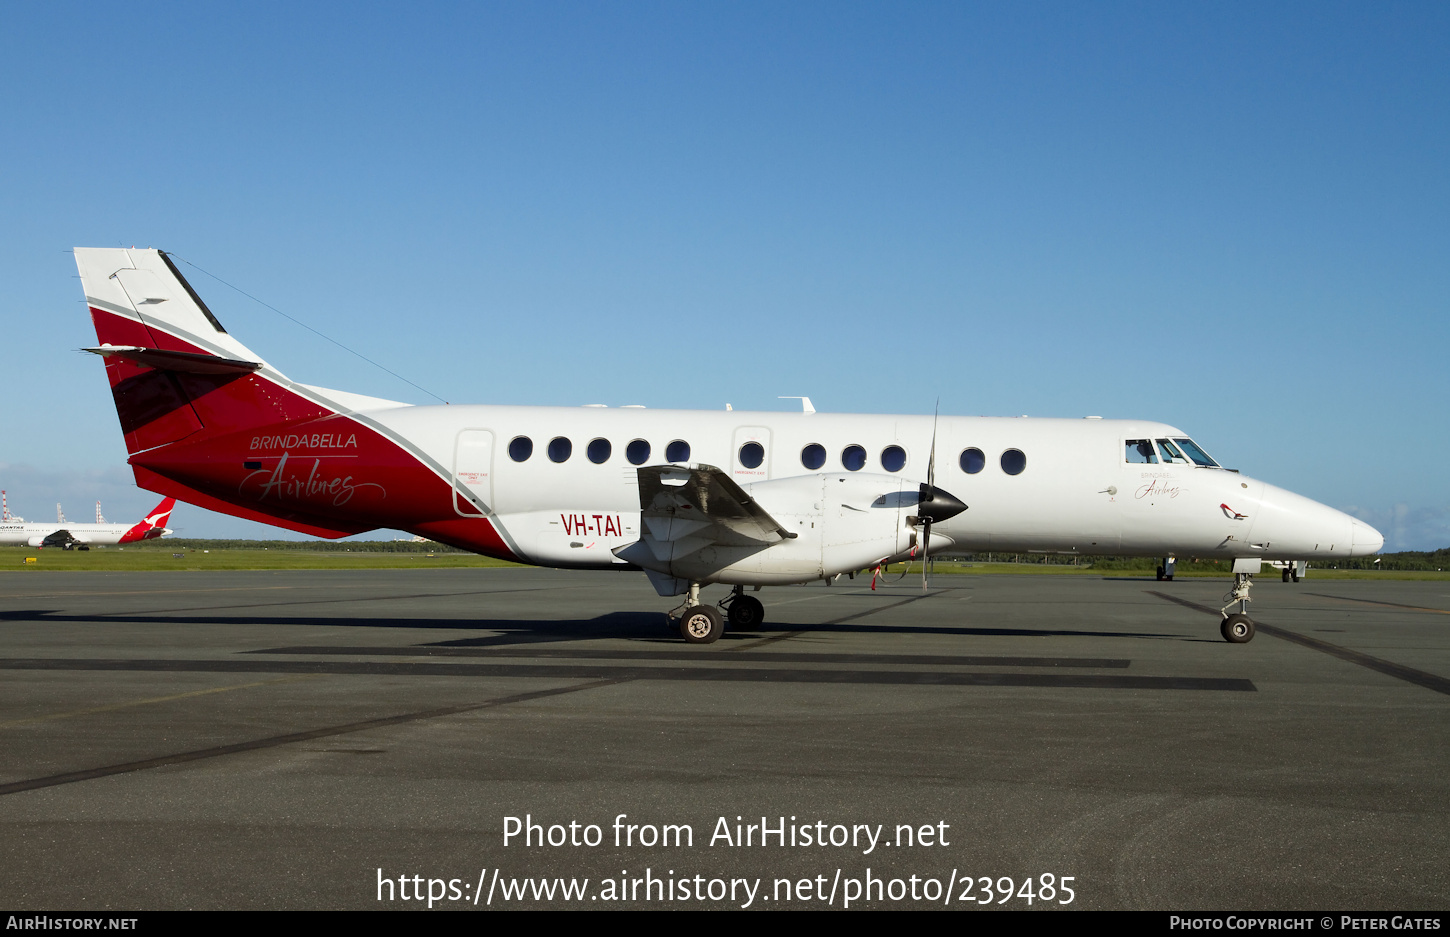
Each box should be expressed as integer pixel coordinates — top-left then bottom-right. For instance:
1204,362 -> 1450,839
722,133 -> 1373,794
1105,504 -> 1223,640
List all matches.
914,402 -> 967,590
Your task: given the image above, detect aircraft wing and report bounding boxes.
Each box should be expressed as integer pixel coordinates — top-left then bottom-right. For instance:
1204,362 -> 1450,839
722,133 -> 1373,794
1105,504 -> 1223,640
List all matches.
614,464 -> 796,568
39,529 -> 83,548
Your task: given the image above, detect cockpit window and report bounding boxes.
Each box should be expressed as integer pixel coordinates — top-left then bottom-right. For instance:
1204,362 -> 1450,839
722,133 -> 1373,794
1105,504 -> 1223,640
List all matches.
1172,438 -> 1219,467
1125,439 -> 1158,464
1155,439 -> 1190,464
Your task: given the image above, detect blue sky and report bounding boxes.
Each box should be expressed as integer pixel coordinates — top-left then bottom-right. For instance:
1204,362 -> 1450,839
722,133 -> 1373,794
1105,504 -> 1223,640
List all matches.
1,2 -> 1446,548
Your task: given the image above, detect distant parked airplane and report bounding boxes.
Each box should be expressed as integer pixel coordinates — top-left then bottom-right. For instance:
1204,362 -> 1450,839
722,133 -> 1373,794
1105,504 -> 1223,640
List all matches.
0,496 -> 175,550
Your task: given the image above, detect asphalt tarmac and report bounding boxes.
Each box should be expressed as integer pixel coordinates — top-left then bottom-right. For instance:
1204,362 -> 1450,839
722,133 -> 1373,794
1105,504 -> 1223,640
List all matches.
1,568 -> 1446,911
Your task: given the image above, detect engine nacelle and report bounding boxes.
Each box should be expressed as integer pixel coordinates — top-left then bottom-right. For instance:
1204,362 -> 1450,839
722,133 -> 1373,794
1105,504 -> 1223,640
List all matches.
674,472 -> 924,586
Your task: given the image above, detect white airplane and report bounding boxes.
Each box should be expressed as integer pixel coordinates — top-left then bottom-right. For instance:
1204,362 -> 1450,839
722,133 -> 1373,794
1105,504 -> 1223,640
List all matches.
72,248 -> 1383,643
0,494 -> 175,550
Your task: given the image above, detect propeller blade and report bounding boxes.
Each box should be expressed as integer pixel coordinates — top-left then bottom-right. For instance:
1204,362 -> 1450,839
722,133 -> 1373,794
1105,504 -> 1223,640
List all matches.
927,399 -> 939,490
920,518 -> 932,591
921,405 -> 945,593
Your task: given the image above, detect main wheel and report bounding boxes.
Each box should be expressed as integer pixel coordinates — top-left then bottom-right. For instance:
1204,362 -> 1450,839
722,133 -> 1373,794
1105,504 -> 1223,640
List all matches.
679,605 -> 725,644
1156,565 -> 1165,581
1221,613 -> 1255,643
727,595 -> 765,631
1291,570 -> 1300,582
1282,569 -> 1291,582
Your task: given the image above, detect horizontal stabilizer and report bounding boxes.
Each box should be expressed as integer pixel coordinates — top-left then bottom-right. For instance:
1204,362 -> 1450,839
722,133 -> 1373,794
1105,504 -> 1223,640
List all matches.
83,345 -> 262,375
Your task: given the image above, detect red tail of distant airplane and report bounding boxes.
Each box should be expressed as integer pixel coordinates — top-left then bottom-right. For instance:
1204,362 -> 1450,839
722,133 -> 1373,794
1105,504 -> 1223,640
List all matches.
118,497 -> 176,543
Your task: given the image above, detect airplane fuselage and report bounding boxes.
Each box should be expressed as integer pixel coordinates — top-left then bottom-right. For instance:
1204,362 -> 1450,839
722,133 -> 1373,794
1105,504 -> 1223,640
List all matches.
0,520 -> 166,548
72,246 -> 1385,643
133,397 -> 1380,576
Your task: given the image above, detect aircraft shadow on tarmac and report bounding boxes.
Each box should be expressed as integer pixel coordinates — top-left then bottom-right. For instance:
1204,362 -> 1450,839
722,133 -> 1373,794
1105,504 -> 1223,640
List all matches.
0,608 -> 1187,645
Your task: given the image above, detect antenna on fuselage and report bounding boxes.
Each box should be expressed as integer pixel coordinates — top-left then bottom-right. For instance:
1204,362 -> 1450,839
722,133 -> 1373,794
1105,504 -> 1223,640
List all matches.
779,396 -> 815,413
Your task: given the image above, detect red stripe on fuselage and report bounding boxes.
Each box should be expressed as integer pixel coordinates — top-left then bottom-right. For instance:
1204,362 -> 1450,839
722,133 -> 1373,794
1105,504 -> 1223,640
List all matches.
131,412 -> 521,561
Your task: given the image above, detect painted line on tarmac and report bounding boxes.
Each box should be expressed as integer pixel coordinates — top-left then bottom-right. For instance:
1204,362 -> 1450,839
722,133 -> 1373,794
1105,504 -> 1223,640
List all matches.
0,586 -> 298,599
252,645 -> 1132,669
1304,592 -> 1450,615
1146,590 -> 1450,697
731,591 -> 939,650
0,678 -> 626,798
91,586 -> 556,618
0,674 -> 320,729
0,657 -> 1252,691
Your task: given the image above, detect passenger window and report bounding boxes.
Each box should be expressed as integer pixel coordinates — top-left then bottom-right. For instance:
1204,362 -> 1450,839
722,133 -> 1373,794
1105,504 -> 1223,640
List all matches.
666,440 -> 690,463
739,442 -> 764,469
959,447 -> 985,474
1156,439 -> 1189,464
1173,438 -> 1219,467
548,437 -> 572,463
627,439 -> 651,465
587,438 -> 611,464
1001,449 -> 1026,475
508,436 -> 533,462
842,445 -> 866,472
880,445 -> 906,472
801,443 -> 826,470
1125,440 -> 1158,464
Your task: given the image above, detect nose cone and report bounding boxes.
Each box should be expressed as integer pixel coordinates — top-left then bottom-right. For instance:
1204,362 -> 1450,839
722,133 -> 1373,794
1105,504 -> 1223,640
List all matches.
1252,482 -> 1370,559
918,484 -> 968,523
1350,519 -> 1385,557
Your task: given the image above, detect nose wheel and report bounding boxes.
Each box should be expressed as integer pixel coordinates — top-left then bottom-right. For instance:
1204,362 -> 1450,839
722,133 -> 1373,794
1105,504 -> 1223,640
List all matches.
1221,613 -> 1255,643
1219,572 -> 1257,643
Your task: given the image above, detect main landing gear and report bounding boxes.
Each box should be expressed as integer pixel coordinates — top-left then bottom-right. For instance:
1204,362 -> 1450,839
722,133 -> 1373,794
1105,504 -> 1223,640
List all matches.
720,585 -> 764,631
670,583 -> 767,644
1219,573 -> 1256,643
1155,556 -> 1176,581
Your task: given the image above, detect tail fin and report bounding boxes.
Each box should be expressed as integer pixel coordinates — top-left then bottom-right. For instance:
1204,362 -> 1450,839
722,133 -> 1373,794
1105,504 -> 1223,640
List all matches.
75,248 -> 331,454
119,497 -> 176,543
75,249 -> 411,541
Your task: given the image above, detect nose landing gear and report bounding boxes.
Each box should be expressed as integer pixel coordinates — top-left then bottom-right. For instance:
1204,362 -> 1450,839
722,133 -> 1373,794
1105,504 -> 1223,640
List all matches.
1222,613 -> 1255,643
1219,573 -> 1256,643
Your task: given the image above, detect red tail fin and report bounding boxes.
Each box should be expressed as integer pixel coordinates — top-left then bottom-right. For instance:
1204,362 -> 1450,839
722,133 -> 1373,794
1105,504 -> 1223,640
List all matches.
119,497 -> 176,543
75,248 -> 332,455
